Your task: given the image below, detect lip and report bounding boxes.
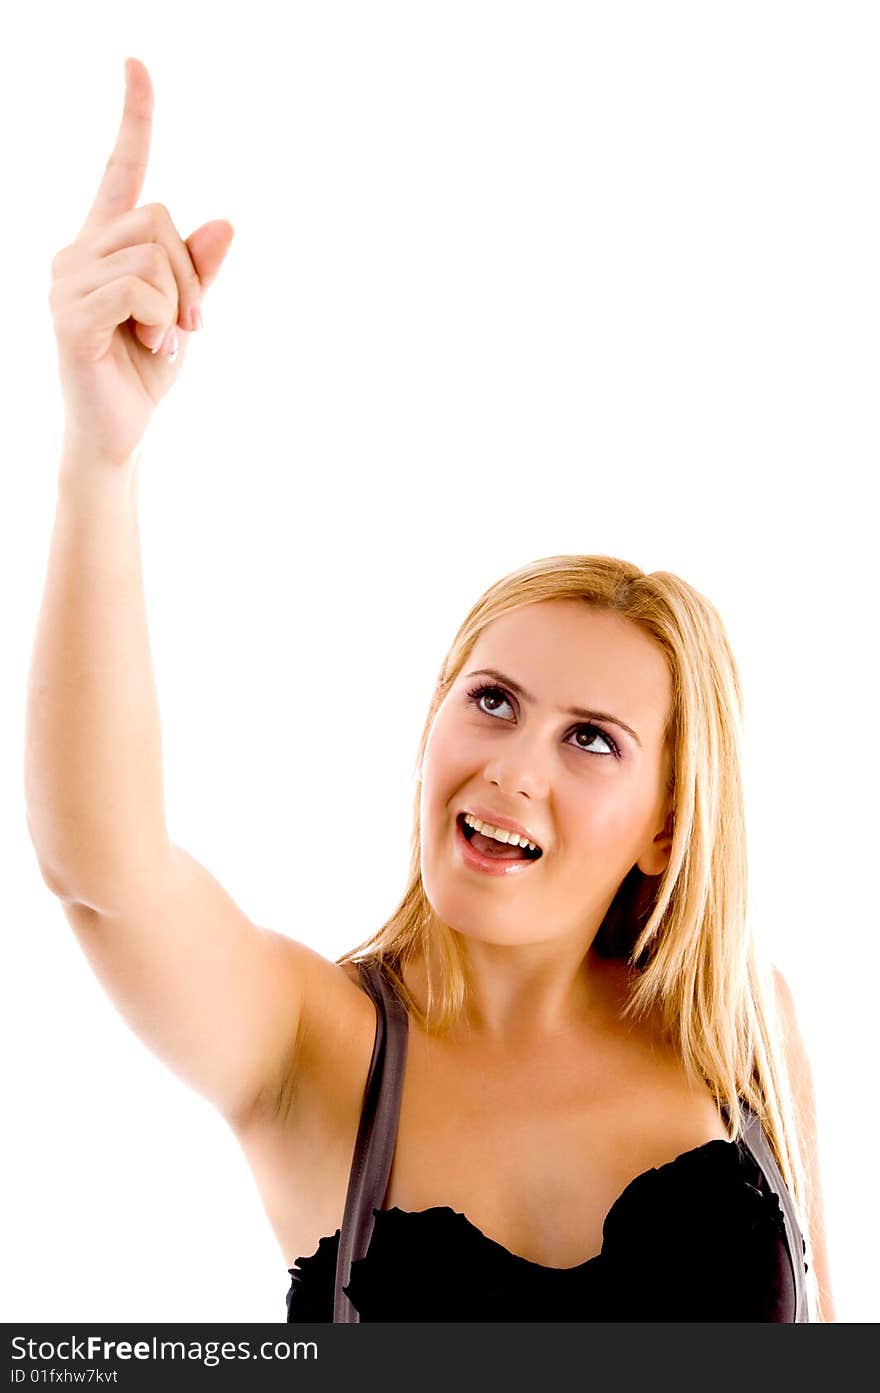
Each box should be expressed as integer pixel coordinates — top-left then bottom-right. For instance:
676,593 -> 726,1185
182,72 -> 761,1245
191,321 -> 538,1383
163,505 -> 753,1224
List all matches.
454,813 -> 542,878
459,803 -> 543,851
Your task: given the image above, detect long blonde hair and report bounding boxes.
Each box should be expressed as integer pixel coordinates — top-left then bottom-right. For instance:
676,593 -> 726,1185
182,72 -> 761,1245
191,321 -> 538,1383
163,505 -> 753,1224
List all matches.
336,553 -> 819,1319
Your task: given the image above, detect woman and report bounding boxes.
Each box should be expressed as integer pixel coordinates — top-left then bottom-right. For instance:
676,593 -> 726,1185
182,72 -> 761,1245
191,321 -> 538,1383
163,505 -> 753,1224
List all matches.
28,57 -> 834,1322
282,574 -> 830,1322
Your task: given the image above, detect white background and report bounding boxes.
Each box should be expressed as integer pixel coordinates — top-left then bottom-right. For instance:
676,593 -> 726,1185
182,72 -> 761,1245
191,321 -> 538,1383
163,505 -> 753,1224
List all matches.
2,1 -> 876,1323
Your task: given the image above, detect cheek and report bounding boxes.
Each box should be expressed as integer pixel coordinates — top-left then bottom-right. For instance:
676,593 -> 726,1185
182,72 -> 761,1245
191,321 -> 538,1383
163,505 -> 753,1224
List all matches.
560,785 -> 642,851
419,721 -> 494,859
422,717 -> 474,790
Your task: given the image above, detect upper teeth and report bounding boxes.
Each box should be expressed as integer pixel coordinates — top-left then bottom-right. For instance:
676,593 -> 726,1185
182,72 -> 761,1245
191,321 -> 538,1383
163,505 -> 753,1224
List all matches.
463,812 -> 539,852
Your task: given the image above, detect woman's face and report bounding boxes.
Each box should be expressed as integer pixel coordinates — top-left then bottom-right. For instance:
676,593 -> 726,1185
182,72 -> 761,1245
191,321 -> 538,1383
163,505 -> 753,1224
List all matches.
419,600 -> 675,951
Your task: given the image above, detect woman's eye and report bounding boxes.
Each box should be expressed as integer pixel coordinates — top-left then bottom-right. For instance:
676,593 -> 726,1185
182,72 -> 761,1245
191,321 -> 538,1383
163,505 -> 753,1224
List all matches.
472,686 -> 513,718
465,684 -> 619,758
568,726 -> 617,757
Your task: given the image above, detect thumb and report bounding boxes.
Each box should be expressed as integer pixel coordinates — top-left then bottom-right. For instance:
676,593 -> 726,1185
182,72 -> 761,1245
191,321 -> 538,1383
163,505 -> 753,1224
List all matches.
186,219 -> 236,291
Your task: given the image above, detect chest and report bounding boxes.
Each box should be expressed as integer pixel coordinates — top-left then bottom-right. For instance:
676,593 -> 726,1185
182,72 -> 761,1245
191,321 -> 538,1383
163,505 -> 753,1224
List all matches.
391,1020 -> 728,1265
233,1006 -> 730,1272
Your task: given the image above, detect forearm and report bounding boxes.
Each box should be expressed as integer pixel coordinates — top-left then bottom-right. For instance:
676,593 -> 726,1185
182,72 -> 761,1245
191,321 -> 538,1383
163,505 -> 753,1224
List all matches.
24,448 -> 172,911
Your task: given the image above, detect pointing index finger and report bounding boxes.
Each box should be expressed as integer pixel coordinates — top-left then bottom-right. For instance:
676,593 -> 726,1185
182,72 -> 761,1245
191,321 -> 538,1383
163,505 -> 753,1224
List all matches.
83,57 -> 153,231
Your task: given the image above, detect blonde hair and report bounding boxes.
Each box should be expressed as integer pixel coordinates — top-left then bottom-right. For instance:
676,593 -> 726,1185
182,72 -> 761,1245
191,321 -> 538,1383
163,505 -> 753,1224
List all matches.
336,553 -> 820,1319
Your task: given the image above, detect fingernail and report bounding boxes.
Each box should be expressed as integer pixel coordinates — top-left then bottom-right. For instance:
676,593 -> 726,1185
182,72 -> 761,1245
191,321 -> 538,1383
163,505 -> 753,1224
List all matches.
161,327 -> 179,360
191,305 -> 203,332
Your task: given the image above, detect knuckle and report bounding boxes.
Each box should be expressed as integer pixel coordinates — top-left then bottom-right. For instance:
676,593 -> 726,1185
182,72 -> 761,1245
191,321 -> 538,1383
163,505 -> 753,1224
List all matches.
145,200 -> 169,232
144,241 -> 167,278
145,203 -> 194,290
50,244 -> 75,278
141,201 -> 167,237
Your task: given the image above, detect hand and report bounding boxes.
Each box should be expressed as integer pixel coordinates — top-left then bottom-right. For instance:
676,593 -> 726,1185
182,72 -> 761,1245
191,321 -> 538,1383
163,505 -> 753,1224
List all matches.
49,56 -> 235,470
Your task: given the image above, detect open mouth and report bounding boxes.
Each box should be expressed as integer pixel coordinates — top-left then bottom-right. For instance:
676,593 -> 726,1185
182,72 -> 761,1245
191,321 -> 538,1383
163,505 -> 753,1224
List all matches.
457,812 -> 543,862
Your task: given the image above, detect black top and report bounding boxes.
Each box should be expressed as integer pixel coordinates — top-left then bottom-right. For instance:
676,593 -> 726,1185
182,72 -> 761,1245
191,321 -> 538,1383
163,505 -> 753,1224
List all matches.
285,958 -> 809,1322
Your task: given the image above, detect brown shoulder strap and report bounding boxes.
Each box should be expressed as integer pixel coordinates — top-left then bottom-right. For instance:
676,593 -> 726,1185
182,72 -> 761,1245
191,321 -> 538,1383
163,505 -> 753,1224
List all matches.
332,957 -> 409,1323
725,1099 -> 810,1322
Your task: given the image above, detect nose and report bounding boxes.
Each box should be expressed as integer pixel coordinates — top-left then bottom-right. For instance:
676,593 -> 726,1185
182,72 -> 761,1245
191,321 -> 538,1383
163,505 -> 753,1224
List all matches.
482,735 -> 551,802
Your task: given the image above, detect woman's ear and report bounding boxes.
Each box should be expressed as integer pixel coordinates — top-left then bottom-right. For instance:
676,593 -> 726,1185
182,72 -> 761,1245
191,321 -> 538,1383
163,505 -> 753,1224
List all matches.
636,804 -> 674,877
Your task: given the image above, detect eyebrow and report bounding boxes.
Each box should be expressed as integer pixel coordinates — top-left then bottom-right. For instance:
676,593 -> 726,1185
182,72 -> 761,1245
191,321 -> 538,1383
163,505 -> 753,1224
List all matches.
464,667 -> 643,748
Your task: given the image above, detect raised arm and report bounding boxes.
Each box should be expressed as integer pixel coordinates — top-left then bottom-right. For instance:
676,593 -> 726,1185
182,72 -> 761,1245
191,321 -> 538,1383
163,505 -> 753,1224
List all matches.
24,58 -> 314,1129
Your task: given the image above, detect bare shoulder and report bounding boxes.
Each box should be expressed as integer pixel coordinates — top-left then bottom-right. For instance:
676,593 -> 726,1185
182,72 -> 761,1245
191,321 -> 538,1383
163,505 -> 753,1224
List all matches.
771,964 -> 813,1100
297,953 -> 374,1032
272,949 -> 378,1124
771,964 -> 837,1322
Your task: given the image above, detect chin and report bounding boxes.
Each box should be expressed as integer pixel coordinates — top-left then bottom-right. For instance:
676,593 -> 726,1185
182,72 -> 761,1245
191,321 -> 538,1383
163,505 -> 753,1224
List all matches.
419,872 -> 524,946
